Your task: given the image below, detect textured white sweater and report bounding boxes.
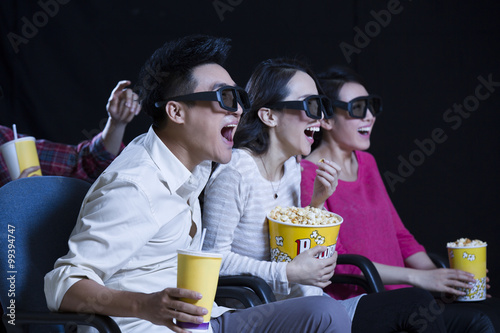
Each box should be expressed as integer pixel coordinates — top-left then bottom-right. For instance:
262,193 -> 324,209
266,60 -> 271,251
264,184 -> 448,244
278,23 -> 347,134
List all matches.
202,149 -> 361,318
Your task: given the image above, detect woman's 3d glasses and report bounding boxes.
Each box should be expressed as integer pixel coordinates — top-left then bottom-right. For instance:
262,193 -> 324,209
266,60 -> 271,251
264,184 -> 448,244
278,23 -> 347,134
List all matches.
155,85 -> 251,112
266,95 -> 333,119
332,95 -> 382,119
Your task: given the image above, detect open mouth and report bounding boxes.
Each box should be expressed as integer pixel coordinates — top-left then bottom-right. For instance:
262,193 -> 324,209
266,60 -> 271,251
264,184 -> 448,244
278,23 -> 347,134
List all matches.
221,124 -> 237,142
358,126 -> 371,136
304,126 -> 320,139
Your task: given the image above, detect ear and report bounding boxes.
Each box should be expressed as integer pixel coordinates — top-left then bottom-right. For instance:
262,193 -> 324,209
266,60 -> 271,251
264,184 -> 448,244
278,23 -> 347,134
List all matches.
320,118 -> 334,130
165,101 -> 186,125
257,107 -> 278,128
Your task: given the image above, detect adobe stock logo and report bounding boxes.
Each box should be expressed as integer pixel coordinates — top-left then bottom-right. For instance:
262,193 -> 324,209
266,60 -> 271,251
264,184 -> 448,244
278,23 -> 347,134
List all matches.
339,0 -> 410,64
212,0 -> 243,22
383,74 -> 500,192
7,0 -> 71,54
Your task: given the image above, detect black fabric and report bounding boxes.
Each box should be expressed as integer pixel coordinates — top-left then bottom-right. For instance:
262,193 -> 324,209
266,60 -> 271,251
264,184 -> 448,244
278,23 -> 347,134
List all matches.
442,297 -> 500,333
353,288 -> 447,333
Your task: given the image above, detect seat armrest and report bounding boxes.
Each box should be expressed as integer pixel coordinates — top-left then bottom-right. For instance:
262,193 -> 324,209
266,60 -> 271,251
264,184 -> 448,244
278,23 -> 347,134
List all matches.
428,252 -> 448,269
333,254 -> 385,294
218,275 -> 277,304
4,312 -> 121,333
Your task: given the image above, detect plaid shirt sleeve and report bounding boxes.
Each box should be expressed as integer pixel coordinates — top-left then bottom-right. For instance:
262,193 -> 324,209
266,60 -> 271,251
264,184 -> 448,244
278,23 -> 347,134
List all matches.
36,133 -> 122,183
1,125 -> 123,186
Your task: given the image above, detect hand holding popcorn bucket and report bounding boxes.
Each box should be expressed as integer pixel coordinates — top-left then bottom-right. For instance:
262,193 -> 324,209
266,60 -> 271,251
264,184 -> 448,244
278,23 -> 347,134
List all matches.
268,206 -> 343,262
447,238 -> 487,302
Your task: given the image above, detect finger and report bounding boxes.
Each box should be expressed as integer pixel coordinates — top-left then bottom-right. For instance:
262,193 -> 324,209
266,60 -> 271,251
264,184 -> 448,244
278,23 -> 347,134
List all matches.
319,159 -> 341,172
317,280 -> 332,288
131,92 -> 141,115
17,166 -> 41,179
164,287 -> 202,300
307,246 -> 327,257
166,321 -> 191,333
124,87 -> 135,109
316,170 -> 337,186
446,278 -> 475,290
168,305 -> 206,329
108,80 -> 131,105
445,268 -> 475,282
113,80 -> 131,95
443,286 -> 467,296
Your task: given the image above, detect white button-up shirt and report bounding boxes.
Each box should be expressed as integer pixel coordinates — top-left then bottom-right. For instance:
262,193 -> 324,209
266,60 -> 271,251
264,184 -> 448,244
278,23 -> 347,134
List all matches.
44,127 -> 220,332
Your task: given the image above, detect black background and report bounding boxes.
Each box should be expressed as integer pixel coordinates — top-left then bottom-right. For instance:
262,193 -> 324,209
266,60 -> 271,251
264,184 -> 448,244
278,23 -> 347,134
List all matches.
1,0 -> 499,291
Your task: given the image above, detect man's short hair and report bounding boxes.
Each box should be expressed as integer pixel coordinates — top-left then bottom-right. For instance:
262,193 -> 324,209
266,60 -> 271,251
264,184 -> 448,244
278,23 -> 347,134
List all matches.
136,35 -> 231,127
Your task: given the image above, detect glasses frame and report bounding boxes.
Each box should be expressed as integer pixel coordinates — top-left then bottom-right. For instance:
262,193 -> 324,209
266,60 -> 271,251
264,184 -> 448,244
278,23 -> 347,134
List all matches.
154,85 -> 250,112
266,95 -> 333,119
332,94 -> 383,119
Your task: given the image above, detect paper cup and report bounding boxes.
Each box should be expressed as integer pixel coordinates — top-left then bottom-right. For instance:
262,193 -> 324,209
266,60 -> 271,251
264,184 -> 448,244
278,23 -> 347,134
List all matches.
176,249 -> 222,332
0,136 -> 42,180
447,244 -> 487,301
268,213 -> 343,262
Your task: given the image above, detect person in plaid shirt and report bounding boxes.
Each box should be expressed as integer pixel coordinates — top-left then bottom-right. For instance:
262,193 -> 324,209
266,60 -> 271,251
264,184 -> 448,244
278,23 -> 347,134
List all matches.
0,80 -> 140,186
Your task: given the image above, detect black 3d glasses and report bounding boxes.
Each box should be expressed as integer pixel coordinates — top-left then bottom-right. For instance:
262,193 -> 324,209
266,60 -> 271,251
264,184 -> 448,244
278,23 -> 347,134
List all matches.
155,85 -> 251,112
266,95 -> 333,119
332,95 -> 382,118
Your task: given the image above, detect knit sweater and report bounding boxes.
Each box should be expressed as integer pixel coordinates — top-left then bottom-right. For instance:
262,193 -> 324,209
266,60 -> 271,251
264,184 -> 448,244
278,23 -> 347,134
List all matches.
202,149 -> 361,319
300,150 -> 425,300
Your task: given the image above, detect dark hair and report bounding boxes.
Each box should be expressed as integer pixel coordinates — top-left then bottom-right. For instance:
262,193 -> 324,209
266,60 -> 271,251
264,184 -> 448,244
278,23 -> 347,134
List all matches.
310,65 -> 368,151
234,57 -> 323,154
135,35 -> 231,127
317,65 -> 366,102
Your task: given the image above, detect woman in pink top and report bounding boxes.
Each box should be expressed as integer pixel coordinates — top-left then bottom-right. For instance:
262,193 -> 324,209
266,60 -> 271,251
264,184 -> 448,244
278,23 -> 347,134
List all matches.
300,65 -> 498,332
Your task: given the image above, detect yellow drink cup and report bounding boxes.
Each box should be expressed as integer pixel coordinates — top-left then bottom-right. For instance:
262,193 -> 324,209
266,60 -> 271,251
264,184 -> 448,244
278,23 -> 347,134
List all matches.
0,136 -> 42,180
447,242 -> 487,301
176,249 -> 222,331
268,213 -> 343,262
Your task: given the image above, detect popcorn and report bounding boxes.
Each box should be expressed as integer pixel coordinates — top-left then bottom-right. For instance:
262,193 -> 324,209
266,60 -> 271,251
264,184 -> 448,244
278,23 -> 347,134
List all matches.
447,238 -> 487,248
269,206 -> 341,226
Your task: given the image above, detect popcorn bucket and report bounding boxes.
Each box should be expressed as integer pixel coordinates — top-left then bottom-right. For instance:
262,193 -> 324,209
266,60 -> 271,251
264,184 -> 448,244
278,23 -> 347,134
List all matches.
447,239 -> 487,302
268,211 -> 343,262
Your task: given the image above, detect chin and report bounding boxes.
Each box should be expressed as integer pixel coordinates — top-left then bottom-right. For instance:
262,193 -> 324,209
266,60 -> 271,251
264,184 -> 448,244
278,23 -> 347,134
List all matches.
215,151 -> 233,165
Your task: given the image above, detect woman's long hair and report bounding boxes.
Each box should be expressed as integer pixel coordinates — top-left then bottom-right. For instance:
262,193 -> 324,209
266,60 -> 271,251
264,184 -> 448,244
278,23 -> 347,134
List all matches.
234,57 -> 323,155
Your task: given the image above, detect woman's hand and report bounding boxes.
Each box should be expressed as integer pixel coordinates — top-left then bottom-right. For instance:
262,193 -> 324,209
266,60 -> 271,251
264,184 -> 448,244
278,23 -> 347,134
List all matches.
138,288 -> 208,333
286,247 -> 337,288
410,268 -> 475,296
309,159 -> 341,208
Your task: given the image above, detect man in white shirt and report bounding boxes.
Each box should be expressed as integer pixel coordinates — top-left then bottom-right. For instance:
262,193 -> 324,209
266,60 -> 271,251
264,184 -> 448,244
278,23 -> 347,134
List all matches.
44,35 -> 351,332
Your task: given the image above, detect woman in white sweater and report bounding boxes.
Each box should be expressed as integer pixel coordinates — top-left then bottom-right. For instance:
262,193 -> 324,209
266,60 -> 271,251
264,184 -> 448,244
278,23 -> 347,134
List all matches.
202,58 -> 447,332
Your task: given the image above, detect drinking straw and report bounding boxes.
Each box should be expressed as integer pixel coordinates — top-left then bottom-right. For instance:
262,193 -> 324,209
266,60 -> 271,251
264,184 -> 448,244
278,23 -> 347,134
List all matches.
199,228 -> 207,251
12,124 -> 18,140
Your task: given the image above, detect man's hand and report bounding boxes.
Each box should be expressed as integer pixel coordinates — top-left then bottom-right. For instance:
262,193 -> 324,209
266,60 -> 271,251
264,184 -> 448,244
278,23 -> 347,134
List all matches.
138,288 -> 208,333
17,166 -> 41,179
106,80 -> 141,124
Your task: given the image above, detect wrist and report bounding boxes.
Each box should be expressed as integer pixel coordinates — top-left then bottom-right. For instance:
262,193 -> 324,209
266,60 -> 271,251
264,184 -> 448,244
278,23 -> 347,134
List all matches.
286,262 -> 297,284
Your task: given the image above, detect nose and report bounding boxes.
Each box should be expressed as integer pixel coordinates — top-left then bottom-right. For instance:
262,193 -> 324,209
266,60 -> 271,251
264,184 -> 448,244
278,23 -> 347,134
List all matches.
234,103 -> 244,118
364,107 -> 375,121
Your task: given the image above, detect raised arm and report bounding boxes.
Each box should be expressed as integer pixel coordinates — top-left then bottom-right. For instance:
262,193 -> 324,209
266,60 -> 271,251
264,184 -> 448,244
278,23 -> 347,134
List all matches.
102,80 -> 141,155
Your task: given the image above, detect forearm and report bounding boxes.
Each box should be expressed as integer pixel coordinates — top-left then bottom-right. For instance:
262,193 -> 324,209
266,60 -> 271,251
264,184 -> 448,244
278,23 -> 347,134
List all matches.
221,251 -> 289,295
101,117 -> 126,156
372,262 -> 419,285
404,251 -> 437,270
59,279 -> 147,319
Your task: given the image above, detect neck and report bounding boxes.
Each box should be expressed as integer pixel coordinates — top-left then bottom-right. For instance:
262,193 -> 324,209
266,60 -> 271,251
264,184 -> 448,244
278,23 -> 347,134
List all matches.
155,125 -> 200,172
251,147 -> 288,182
307,139 -> 358,181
